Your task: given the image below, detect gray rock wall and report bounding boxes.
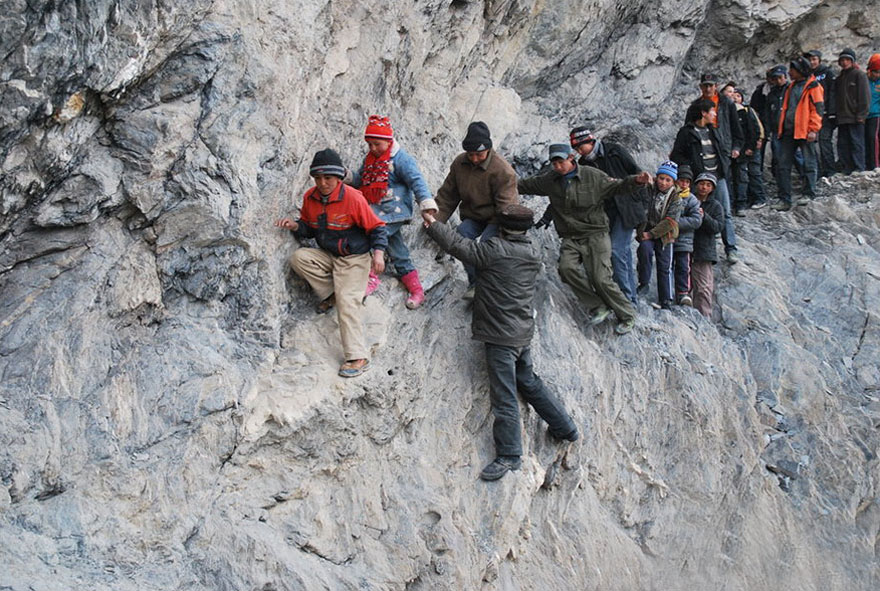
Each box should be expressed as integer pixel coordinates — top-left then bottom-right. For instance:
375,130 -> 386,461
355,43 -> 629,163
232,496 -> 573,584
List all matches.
1,1 -> 879,589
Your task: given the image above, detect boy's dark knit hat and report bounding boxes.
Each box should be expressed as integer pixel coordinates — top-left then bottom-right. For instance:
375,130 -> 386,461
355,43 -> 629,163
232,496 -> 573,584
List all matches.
569,126 -> 595,147
309,149 -> 345,178
462,121 -> 492,151
677,164 -> 694,181
699,72 -> 718,85
498,204 -> 534,231
803,49 -> 822,59
789,56 -> 811,75
694,172 -> 717,187
838,48 -> 856,62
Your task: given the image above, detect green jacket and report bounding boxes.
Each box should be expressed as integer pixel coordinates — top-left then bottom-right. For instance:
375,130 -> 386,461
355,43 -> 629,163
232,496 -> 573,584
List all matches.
518,165 -> 641,238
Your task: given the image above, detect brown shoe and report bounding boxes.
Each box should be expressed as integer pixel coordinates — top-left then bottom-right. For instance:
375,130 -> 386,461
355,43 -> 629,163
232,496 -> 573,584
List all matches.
316,294 -> 335,314
339,358 -> 371,378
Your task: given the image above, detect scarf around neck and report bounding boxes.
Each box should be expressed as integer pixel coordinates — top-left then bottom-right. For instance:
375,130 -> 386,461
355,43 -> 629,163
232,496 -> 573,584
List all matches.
361,141 -> 394,204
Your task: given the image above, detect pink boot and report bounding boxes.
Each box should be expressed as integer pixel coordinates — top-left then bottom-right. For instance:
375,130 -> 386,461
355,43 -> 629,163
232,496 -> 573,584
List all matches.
365,271 -> 381,297
400,270 -> 425,309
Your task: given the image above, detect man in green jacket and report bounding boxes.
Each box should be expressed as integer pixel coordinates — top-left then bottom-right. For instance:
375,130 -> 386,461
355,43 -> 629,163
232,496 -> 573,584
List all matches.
519,144 -> 652,335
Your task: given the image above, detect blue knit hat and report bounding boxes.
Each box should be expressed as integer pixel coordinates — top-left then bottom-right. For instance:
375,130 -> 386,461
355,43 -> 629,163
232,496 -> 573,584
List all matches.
309,149 -> 345,178
656,160 -> 678,181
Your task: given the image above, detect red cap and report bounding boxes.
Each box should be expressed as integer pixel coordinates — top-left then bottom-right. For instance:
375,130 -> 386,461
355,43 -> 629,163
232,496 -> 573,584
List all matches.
364,115 -> 393,140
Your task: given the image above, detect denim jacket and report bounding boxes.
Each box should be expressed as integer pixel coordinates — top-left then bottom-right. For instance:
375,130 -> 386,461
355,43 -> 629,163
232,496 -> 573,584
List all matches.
352,142 -> 436,225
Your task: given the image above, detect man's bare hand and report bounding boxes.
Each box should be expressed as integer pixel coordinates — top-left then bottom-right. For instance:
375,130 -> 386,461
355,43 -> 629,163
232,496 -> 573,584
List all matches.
275,218 -> 297,231
635,171 -> 652,186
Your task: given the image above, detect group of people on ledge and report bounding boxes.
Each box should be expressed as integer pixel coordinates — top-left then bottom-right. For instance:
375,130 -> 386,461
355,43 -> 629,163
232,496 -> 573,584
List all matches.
274,45 -> 879,480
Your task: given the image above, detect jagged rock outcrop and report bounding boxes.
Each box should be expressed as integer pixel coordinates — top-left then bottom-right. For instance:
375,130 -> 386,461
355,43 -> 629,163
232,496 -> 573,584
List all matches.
1,1 -> 879,589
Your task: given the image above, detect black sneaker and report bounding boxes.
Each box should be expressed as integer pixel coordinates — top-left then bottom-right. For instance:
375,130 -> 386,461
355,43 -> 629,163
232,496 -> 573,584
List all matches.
479,456 -> 521,481
549,426 -> 580,442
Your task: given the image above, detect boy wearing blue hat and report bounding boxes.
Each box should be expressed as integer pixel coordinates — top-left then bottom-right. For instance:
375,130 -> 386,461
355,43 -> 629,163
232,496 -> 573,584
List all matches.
636,161 -> 683,309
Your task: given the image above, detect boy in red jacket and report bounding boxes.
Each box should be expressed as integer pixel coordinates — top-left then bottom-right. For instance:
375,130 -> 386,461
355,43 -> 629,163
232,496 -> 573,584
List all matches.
275,149 -> 388,377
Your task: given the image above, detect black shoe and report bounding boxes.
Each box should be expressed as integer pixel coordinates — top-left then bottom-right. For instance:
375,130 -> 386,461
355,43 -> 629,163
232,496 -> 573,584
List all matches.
734,208 -> 746,217
660,300 -> 673,310
480,456 -> 521,481
549,426 -> 579,442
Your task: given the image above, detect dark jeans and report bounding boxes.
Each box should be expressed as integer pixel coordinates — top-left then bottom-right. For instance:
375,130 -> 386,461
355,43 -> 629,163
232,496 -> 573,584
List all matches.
673,250 -> 691,299
746,149 -> 766,205
818,117 -> 836,177
771,135 -> 805,184
732,156 -> 749,211
838,122 -> 866,174
866,117 -> 879,171
637,239 -> 674,306
714,177 -> 737,253
457,219 -> 498,286
485,343 -> 577,457
608,211 -> 637,304
777,136 -> 818,203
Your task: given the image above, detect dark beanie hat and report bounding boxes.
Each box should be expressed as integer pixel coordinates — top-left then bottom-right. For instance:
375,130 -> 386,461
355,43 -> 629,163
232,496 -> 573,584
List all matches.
677,164 -> 693,181
498,204 -> 534,231
462,121 -> 492,151
838,48 -> 856,62
569,126 -> 595,147
309,149 -> 345,178
789,56 -> 811,75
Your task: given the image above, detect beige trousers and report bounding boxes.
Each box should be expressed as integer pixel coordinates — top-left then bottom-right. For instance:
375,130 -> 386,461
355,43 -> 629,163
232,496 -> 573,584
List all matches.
289,248 -> 371,360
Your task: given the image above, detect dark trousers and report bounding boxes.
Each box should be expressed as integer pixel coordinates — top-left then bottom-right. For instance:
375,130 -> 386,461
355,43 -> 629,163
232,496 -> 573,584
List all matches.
777,136 -> 818,203
673,250 -> 691,299
732,156 -> 749,211
485,343 -> 576,457
637,239 -> 674,306
838,122 -> 866,174
746,149 -> 766,205
866,118 -> 880,171
818,117 -> 836,177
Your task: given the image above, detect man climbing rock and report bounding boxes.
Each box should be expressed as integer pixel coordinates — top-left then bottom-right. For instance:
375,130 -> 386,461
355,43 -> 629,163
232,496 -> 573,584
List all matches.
423,204 -> 579,482
520,144 -> 652,335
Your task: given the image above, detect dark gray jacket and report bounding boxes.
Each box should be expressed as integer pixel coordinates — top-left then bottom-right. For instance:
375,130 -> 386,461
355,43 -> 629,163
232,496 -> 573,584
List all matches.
427,221 -> 539,347
692,195 -> 724,263
673,193 -> 704,253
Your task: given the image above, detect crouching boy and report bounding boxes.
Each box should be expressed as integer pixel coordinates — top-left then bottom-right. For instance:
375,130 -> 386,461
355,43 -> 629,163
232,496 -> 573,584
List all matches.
423,204 -> 579,481
275,149 -> 388,377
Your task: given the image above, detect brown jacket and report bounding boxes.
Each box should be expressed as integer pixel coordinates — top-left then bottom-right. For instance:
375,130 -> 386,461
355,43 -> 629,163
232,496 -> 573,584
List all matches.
435,150 -> 519,223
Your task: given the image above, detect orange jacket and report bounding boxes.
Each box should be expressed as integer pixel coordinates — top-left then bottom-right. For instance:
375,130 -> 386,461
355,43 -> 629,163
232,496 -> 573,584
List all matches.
777,76 -> 824,140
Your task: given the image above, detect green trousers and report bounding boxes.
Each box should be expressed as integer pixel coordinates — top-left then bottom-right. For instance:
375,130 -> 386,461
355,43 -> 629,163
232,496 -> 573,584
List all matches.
558,234 -> 636,322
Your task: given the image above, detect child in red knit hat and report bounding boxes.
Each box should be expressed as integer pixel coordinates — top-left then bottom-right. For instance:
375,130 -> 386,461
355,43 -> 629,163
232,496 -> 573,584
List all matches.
350,115 -> 438,309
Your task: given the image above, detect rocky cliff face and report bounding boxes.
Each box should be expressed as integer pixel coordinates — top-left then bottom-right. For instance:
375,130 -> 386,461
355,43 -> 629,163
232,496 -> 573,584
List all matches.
1,1 -> 879,589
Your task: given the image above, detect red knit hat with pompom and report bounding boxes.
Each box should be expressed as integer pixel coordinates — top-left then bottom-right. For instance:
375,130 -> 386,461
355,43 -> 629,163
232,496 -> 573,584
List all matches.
868,53 -> 880,72
364,115 -> 393,140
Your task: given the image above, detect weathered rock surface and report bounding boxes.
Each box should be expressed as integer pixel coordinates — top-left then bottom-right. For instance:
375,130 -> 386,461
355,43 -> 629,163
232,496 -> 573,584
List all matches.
1,1 -> 879,589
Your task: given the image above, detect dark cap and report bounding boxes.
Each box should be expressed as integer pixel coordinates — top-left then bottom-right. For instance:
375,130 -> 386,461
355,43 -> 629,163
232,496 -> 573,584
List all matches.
699,73 -> 718,85
309,148 -> 345,178
462,121 -> 492,152
769,65 -> 788,78
569,126 -> 595,148
789,56 -> 811,76
498,204 -> 534,231
549,143 -> 572,161
677,164 -> 693,181
804,49 -> 822,59
838,48 -> 856,62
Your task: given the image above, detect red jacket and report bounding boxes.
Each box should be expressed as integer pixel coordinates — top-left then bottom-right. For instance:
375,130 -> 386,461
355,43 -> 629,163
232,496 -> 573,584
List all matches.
777,75 -> 824,140
295,182 -> 387,256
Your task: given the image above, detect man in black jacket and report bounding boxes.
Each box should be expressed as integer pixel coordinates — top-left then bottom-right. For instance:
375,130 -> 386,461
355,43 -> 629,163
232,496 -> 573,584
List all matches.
835,48 -> 871,174
805,50 -> 837,177
568,127 -> 645,303
424,204 -> 578,482
689,73 -> 743,263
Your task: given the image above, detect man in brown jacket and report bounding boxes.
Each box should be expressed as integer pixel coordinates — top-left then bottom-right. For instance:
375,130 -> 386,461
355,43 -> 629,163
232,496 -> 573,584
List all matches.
429,121 -> 520,299
836,48 -> 871,174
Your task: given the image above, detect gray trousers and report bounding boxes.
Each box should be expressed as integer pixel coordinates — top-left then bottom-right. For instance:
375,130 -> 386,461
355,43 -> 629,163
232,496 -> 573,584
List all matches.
485,343 -> 577,457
